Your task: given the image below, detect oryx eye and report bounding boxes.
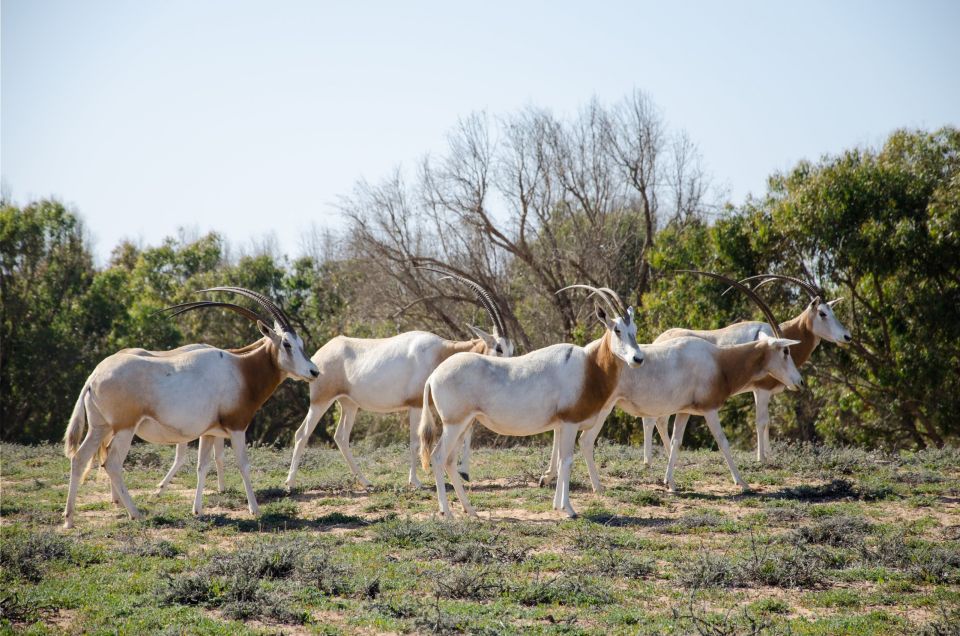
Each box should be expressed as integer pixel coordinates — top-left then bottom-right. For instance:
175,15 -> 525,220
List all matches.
496,346 -> 503,354
614,328 -> 621,336
283,341 -> 292,350
819,311 -> 827,318
783,349 -> 789,357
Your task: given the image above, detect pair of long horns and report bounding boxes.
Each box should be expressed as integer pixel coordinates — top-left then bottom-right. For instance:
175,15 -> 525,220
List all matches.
556,284 -> 629,323
737,274 -> 823,302
161,286 -> 295,333
675,270 -> 784,338
417,266 -> 508,339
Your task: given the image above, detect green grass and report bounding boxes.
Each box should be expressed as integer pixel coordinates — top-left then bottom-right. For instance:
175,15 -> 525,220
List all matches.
2,440 -> 959,634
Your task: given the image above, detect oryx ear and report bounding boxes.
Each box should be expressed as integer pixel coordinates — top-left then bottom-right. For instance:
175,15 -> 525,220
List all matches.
625,306 -> 635,324
827,297 -> 844,307
595,304 -> 613,329
770,337 -> 801,348
466,324 -> 496,347
257,320 -> 279,342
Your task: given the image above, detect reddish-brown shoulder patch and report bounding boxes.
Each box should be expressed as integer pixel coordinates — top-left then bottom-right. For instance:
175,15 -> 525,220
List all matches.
219,341 -> 285,431
556,333 -> 621,423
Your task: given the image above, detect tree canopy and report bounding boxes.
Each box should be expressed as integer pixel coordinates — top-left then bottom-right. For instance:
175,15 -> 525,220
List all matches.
2,124 -> 957,450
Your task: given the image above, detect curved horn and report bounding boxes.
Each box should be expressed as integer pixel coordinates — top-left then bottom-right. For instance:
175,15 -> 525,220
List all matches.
556,284 -> 621,320
198,287 -> 293,332
597,287 -> 627,316
417,266 -> 507,338
674,270 -> 784,338
159,301 -> 268,324
736,274 -> 821,301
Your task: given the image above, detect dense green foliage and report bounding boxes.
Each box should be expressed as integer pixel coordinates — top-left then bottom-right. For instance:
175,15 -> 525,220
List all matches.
1,128 -> 957,449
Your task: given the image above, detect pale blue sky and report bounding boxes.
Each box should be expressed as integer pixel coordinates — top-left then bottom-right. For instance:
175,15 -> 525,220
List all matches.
3,0 -> 958,263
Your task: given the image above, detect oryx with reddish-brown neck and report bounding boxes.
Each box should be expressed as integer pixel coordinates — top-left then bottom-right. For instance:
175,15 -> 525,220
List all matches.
284,268 -> 514,490
419,285 -> 644,518
651,274 -> 850,462
539,272 -> 805,494
62,287 -> 319,528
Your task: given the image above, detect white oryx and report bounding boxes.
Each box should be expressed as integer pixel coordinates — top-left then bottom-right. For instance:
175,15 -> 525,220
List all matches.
539,271 -> 806,493
419,285 -> 644,518
63,287 -> 319,528
284,268 -> 514,490
650,273 -> 851,462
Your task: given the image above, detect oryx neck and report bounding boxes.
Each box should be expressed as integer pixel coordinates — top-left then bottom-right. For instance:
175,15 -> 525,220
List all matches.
221,339 -> 285,430
717,342 -> 771,396
779,311 -> 819,366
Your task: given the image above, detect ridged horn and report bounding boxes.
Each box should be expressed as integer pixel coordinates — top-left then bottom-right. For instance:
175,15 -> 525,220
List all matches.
417,266 -> 507,339
197,287 -> 293,333
674,270 -> 784,338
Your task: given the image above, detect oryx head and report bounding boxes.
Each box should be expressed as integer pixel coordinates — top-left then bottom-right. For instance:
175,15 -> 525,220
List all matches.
757,332 -> 804,391
679,269 -> 805,391
557,284 -> 644,368
741,274 -> 852,345
417,266 -> 516,358
163,286 -> 320,382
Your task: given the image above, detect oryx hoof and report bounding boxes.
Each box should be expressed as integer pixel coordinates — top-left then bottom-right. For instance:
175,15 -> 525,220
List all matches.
537,475 -> 553,488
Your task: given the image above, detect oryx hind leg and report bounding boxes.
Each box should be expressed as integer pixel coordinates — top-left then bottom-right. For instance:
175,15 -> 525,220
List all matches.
407,407 -> 424,488
538,431 -> 560,488
553,423 -> 579,517
457,423 -> 474,482
63,411 -> 110,529
442,421 -> 476,517
332,401 -> 371,488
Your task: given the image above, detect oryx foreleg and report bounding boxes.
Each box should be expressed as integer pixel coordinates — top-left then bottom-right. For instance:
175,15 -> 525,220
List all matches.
285,398 -> 335,489
102,428 -> 141,520
703,410 -> 748,489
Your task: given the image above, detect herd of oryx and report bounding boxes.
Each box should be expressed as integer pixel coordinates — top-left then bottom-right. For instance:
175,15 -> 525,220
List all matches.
62,269 -> 851,528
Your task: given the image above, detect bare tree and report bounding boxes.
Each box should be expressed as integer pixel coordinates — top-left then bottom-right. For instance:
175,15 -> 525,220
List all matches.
342,91 -> 710,347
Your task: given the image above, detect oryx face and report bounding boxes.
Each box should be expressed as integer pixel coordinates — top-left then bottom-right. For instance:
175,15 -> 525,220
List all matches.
259,322 -> 319,381
468,325 -> 515,358
759,332 -> 804,390
809,298 -> 852,344
597,306 -> 644,368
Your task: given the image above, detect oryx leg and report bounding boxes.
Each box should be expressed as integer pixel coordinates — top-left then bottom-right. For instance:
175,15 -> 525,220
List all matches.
457,423 -> 474,482
441,422 -> 476,517
332,401 -> 371,488
63,417 -> 110,529
429,424 -> 454,518
538,430 -> 560,487
579,421 -> 605,494
192,435 -> 216,515
754,390 -> 772,463
213,437 -> 226,492
655,416 -> 671,449
101,428 -> 141,520
156,442 -> 190,493
642,417 -> 656,466
703,410 -> 748,489
230,430 -> 259,516
285,398 -> 335,489
664,413 -> 691,492
553,423 -> 579,517
407,407 -> 424,488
